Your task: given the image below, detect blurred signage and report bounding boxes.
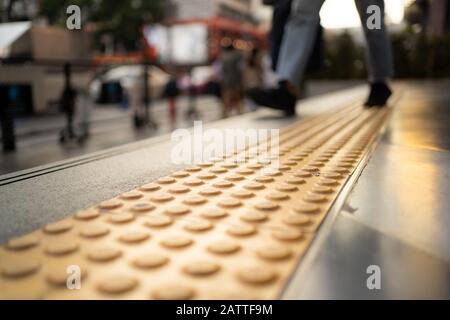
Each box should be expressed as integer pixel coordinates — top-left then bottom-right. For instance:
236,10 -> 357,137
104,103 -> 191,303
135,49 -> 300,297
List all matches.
144,23 -> 208,65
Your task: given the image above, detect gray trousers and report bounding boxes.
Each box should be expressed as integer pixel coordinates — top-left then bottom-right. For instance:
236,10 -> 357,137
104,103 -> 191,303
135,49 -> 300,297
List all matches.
277,0 -> 394,85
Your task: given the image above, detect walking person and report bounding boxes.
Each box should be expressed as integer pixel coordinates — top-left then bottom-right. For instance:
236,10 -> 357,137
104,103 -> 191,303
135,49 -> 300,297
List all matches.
248,0 -> 394,116
219,44 -> 244,117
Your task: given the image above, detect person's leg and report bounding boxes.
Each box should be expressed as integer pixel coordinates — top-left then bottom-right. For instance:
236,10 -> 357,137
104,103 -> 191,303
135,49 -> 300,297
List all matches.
355,0 -> 394,106
270,0 -> 293,71
277,0 -> 325,87
247,0 -> 324,116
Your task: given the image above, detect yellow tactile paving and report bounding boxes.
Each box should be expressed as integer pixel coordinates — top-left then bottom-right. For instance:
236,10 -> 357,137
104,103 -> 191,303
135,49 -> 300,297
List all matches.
0,103 -> 389,300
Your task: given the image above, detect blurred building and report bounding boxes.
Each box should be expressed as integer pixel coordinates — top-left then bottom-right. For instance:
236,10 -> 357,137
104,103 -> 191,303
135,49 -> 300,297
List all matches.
405,0 -> 449,36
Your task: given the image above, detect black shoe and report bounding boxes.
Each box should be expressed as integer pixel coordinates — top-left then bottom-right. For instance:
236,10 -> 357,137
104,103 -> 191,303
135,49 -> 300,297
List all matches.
246,81 -> 297,116
364,82 -> 392,107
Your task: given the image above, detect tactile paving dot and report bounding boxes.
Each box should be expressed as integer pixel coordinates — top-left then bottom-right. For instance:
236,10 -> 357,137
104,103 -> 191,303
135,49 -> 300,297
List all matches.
87,247 -> 122,262
97,276 -> 138,294
120,191 -> 143,200
143,215 -> 173,228
200,208 -> 228,219
182,261 -> 220,276
168,185 -> 190,194
236,266 -> 277,285
282,214 -> 311,226
140,183 -> 160,192
272,229 -> 304,242
1,259 -> 40,278
165,205 -> 191,216
218,198 -> 242,208
150,193 -> 174,202
79,225 -> 110,238
0,104 -> 389,299
108,213 -> 135,224
160,236 -> 193,249
6,235 -> 40,251
99,199 -> 123,210
45,242 -> 79,256
183,195 -> 207,205
254,201 -> 280,211
256,245 -> 292,260
130,202 -> 155,213
131,253 -> 169,269
74,209 -> 100,220
152,284 -> 195,300
183,219 -> 213,232
199,187 -> 221,196
45,263 -> 87,286
240,211 -> 268,223
118,231 -> 150,244
226,224 -> 257,237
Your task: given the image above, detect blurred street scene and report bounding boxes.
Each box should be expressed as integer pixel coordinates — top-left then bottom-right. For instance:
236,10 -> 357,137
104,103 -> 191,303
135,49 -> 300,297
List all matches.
1,0 -> 449,174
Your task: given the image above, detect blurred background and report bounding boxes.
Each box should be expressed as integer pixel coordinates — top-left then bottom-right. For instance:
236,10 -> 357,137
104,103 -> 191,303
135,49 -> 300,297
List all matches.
0,0 -> 449,175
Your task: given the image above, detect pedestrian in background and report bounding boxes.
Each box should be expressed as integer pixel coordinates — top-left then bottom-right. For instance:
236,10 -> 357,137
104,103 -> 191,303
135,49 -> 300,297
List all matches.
219,44 -> 243,117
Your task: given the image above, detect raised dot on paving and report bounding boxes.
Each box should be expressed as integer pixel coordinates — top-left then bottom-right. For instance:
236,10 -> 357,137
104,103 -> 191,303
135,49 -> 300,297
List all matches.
97,276 -> 138,294
182,261 -> 220,276
45,263 -> 87,286
143,215 -> 173,228
285,177 -> 305,185
183,179 -> 204,187
265,192 -> 290,201
322,172 -> 343,179
74,209 -> 100,220
240,211 -> 268,223
303,193 -> 327,203
218,198 -> 242,208
226,224 -> 257,237
6,234 -> 40,251
243,182 -> 265,190
168,185 -> 190,194
171,171 -> 190,178
210,167 -> 227,174
272,228 -> 303,241
293,202 -> 320,214
87,247 -> 122,262
185,166 -> 202,172
231,190 -> 255,199
132,253 -> 169,269
206,241 -> 240,254
254,176 -> 274,183
183,219 -> 213,232
164,205 -> 190,216
45,242 -> 79,256
43,220 -> 73,234
198,162 -> 214,167
119,190 -> 143,200
108,213 -> 135,224
139,183 -> 160,192
156,177 -> 176,184
1,259 -> 40,278
99,199 -> 122,210
160,236 -> 193,249
213,180 -> 233,188
150,193 -> 174,202
200,208 -> 228,219
276,184 -> 298,192
256,245 -> 292,260
183,195 -> 207,205
254,201 -> 279,211
311,186 -> 334,194
293,171 -> 312,178
119,231 -> 150,244
130,202 -> 155,213
152,284 -> 195,300
79,225 -> 110,238
247,163 -> 263,169
282,214 -> 311,226
236,266 -> 277,285
199,187 -> 221,196
225,174 -> 244,182
197,173 -> 216,180
317,178 -> 338,186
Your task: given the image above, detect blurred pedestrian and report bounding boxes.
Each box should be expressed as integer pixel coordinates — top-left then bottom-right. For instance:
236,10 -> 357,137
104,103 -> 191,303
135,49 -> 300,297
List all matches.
219,44 -> 244,117
59,63 -> 77,142
248,0 -> 394,116
243,48 -> 264,111
163,73 -> 180,128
